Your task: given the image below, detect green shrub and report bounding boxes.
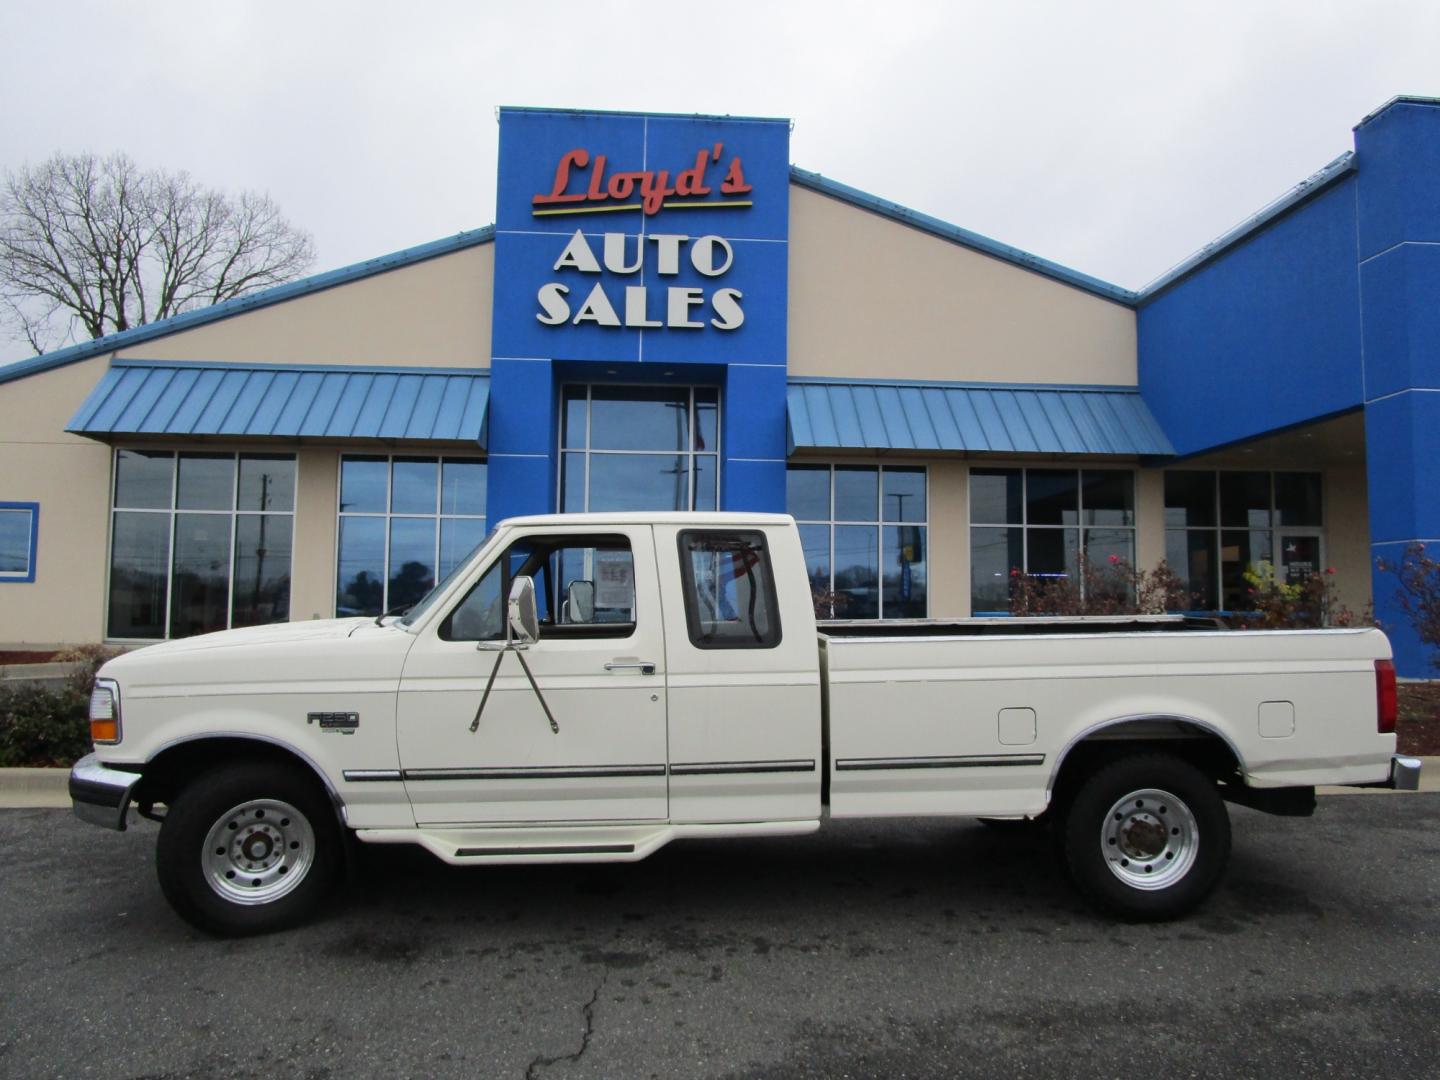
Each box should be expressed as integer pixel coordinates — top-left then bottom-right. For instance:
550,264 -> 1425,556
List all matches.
0,645 -> 121,766
1237,562 -> 1367,630
0,683 -> 91,766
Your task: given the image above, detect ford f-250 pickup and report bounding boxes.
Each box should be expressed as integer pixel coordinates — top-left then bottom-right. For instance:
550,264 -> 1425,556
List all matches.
69,512 -> 1422,935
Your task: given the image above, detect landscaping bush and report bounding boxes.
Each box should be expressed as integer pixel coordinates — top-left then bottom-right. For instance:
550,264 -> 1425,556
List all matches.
1235,562 -> 1367,630
1008,556 -> 1192,616
0,645 -> 122,767
1376,542 -> 1440,672
0,683 -> 91,766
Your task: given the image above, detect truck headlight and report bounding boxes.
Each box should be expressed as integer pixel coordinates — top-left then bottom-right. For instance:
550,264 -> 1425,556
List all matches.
89,679 -> 122,745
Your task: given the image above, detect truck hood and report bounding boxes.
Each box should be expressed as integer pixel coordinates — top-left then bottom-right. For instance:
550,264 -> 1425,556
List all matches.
103,617 -> 407,670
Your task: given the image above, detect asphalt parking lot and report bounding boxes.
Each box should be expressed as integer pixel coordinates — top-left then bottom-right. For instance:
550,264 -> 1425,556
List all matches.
2,796 -> 1437,1080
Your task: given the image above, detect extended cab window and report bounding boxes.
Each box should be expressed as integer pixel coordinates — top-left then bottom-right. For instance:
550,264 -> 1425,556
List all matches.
678,530 -> 781,649
442,534 -> 636,641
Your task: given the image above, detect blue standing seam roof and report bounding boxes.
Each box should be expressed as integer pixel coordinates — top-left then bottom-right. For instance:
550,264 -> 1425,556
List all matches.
66,361 -> 491,445
785,381 -> 1174,457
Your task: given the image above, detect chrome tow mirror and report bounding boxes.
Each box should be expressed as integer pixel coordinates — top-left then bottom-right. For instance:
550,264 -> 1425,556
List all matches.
508,574 -> 540,645
470,574 -> 558,736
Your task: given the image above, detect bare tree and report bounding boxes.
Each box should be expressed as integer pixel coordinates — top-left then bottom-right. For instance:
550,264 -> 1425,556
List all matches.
0,152 -> 315,354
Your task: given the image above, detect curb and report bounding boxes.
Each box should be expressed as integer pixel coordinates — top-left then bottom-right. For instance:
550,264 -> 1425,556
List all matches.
1,760 -> 1437,811
0,767 -> 71,809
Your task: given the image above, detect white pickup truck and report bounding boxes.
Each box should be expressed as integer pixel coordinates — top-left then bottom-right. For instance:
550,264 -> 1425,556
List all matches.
70,512 -> 1421,935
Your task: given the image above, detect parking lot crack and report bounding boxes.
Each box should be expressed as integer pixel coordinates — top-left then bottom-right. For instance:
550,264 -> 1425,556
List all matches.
524,970 -> 608,1080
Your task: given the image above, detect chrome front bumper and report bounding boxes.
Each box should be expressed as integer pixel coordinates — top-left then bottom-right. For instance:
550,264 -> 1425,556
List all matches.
1390,755 -> 1423,792
69,753 -> 143,831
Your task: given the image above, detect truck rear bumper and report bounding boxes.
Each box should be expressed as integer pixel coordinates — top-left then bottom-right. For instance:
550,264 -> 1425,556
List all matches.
1387,755 -> 1423,791
69,753 -> 142,831
1344,755 -> 1423,792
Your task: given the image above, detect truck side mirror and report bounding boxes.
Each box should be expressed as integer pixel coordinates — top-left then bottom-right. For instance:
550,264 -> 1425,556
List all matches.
508,575 -> 540,644
566,580 -> 596,624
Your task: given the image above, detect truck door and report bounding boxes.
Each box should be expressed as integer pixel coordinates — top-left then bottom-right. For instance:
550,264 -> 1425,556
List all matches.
654,524 -> 823,823
396,525 -> 668,825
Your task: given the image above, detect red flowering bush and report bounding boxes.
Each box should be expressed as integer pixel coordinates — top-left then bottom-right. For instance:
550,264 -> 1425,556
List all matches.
1236,562 -> 1366,630
1377,543 -> 1440,670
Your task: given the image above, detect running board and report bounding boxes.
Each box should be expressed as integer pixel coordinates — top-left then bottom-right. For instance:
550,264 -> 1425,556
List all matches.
354,819 -> 820,866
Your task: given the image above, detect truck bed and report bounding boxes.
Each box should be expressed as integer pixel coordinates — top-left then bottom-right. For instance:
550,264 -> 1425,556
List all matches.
819,615 -> 1226,638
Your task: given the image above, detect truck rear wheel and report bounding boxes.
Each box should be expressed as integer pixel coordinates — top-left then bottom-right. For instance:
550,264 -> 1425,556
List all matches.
1059,753 -> 1230,921
156,762 -> 342,936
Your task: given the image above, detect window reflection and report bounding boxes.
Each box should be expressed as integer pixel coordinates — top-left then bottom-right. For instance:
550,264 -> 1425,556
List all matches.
233,515 -> 292,627
588,455 -> 689,512
789,464 -> 928,619
170,513 -> 232,637
0,509 -> 32,575
559,386 -> 719,513
108,512 -> 170,638
108,451 -> 294,639
336,455 -> 486,617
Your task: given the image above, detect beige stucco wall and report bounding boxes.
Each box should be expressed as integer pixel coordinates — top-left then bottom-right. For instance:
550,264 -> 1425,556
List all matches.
1324,464 -> 1372,614
118,244 -> 494,368
927,461 -> 969,617
291,448 -> 341,621
0,354 -> 116,645
787,186 -> 1137,385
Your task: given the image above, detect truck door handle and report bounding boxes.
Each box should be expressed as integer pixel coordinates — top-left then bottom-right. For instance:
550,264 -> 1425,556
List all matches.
605,661 -> 656,675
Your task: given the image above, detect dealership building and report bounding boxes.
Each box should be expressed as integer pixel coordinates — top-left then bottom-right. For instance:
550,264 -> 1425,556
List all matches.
1,97 -> 1437,672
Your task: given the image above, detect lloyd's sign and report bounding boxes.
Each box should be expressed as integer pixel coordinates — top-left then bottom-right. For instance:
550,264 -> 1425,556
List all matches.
491,108 -> 791,367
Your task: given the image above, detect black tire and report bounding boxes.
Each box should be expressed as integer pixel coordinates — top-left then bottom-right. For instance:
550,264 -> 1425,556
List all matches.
1059,752 -> 1230,921
156,761 -> 342,936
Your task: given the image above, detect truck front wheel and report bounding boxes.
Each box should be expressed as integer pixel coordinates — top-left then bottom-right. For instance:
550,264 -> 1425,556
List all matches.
156,762 -> 342,936
1059,753 -> 1230,921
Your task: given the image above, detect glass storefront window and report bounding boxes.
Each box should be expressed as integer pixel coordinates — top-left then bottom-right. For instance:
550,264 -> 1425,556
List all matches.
559,385 -> 719,512
107,451 -> 295,639
968,468 -> 1136,614
335,455 -> 487,617
787,464 -> 927,619
0,504 -> 37,581
1164,470 -> 1323,611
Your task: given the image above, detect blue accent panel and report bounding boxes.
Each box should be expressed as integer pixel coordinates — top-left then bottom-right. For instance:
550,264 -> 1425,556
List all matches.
487,454 -> 554,527
722,459 -> 786,514
725,366 -> 788,461
785,380 -> 1172,456
65,361 -> 490,444
1361,243 -> 1440,400
0,501 -> 39,584
1354,99 -> 1440,259
722,365 -> 786,512
1137,177 -> 1363,456
493,107 -> 789,370
1139,154 -> 1356,299
0,227 -> 495,382
1364,392 -> 1440,543
1372,540 -> 1440,677
484,358 -> 556,525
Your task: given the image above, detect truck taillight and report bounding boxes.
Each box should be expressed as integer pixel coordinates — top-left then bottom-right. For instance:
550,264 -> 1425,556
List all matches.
1376,659 -> 1398,735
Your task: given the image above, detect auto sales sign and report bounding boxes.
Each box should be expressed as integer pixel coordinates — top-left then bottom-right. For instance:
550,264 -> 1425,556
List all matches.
491,108 -> 791,368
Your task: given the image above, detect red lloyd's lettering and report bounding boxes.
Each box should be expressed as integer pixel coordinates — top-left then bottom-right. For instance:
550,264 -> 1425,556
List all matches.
531,143 -> 750,215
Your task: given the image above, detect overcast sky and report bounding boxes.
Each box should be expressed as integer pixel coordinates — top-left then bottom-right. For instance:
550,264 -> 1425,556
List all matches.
3,0 -> 1437,362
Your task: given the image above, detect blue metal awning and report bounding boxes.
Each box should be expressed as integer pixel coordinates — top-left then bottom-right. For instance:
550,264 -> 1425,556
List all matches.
786,379 -> 1174,456
67,360 -> 491,445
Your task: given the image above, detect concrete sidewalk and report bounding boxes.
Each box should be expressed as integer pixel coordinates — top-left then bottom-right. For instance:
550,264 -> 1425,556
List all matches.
3,761 -> 1437,810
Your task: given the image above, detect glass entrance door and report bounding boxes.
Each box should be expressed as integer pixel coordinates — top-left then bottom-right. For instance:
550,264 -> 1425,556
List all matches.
559,385 -> 720,512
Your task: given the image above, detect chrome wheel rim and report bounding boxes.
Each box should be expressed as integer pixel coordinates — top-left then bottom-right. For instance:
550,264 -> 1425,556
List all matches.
202,798 -> 315,905
1100,787 -> 1198,891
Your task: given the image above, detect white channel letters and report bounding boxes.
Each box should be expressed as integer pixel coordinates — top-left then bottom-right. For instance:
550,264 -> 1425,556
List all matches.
535,230 -> 745,331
